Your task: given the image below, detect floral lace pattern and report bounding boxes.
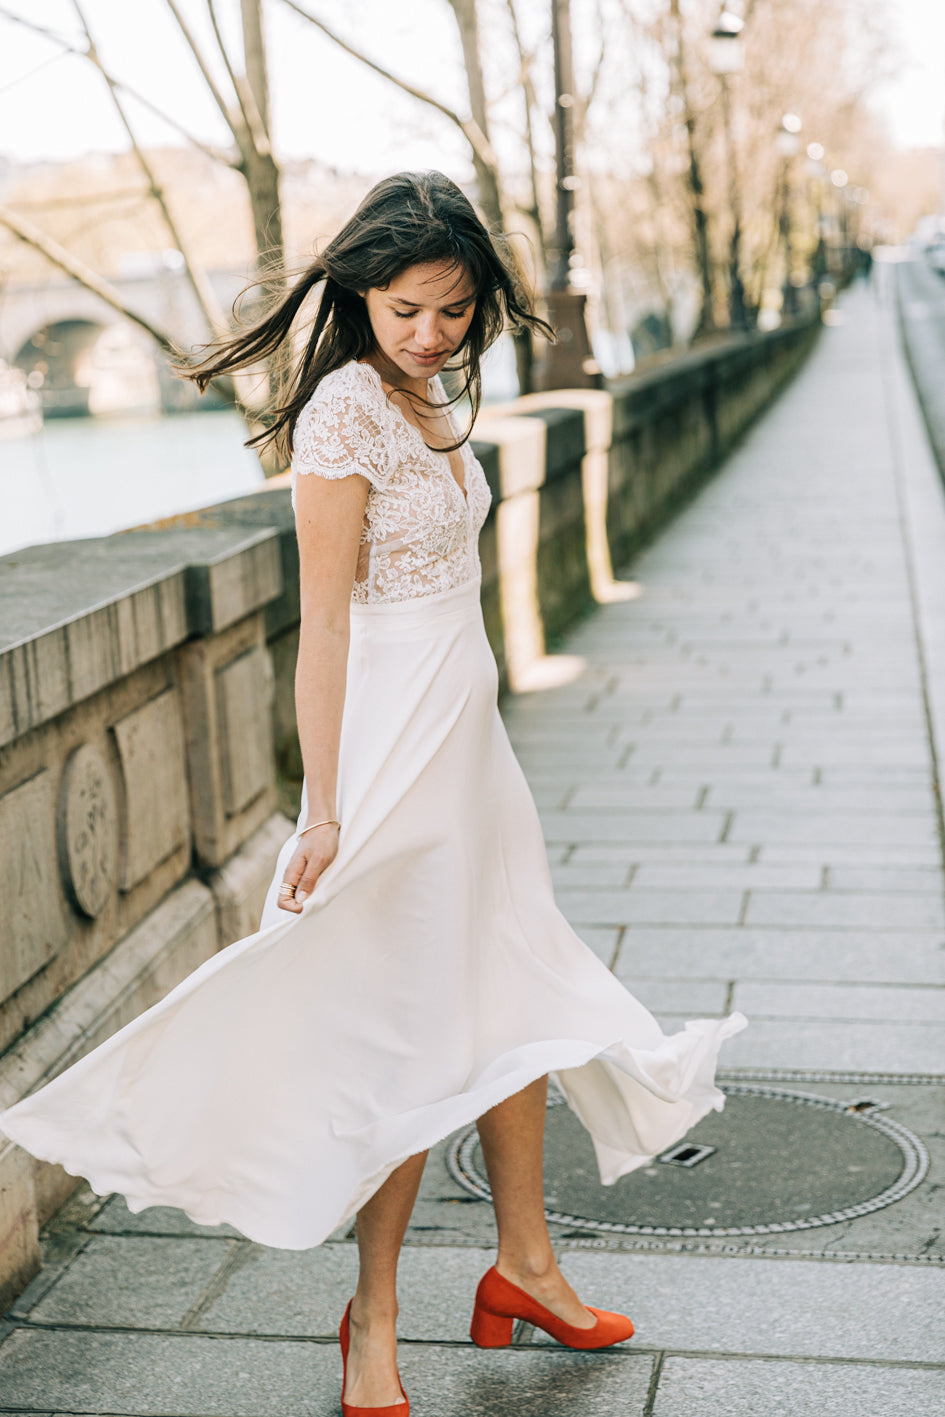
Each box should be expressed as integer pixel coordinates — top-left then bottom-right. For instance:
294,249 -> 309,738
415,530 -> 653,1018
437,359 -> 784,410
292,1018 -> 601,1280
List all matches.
291,362 -> 492,605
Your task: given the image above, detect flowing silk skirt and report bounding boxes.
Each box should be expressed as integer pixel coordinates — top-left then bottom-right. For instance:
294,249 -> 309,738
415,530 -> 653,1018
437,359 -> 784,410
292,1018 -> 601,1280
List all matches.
0,578 -> 745,1249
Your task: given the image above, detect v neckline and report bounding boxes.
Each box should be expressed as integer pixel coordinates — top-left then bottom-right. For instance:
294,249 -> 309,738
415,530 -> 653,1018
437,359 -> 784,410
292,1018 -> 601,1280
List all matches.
358,362 -> 468,505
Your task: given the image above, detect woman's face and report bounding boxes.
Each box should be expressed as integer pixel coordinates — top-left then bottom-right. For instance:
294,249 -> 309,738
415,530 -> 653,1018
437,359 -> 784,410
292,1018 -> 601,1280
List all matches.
363,260 -> 477,384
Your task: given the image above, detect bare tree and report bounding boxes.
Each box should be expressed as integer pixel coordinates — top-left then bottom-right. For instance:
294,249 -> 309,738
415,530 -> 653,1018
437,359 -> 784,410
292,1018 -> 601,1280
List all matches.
279,0 -> 549,390
69,0 -> 228,337
666,0 -> 716,335
0,1 -> 285,435
163,0 -> 283,279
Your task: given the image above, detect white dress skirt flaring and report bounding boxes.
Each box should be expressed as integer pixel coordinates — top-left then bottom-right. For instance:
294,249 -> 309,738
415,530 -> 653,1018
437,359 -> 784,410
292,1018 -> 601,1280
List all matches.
0,577 -> 746,1250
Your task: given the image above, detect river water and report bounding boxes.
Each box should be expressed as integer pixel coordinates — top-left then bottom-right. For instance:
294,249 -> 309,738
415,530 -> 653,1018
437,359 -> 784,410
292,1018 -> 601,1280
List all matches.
0,408 -> 266,559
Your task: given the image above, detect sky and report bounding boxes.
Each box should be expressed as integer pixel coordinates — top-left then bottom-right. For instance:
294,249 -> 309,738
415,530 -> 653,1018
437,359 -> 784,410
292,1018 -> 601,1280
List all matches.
0,0 -> 943,172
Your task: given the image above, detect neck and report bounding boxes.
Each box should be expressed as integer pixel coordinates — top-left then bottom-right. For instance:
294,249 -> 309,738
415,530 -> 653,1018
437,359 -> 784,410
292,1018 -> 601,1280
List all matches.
362,352 -> 430,400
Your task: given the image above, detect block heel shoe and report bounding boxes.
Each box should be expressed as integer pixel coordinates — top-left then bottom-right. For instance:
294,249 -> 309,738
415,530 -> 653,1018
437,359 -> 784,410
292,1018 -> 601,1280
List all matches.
470,1266 -> 634,1350
339,1302 -> 409,1416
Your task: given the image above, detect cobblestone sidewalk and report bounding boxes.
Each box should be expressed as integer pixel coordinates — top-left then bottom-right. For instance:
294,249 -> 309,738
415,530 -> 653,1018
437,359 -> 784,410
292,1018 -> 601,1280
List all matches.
2,282 -> 944,1416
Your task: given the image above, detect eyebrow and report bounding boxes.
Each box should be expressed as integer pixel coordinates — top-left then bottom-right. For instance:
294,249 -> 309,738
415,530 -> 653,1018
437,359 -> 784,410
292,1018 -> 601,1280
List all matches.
390,295 -> 474,308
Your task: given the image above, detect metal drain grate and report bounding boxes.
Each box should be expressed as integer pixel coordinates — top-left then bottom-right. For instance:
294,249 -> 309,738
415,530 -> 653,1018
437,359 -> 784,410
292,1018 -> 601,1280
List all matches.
659,1142 -> 716,1168
446,1084 -> 930,1238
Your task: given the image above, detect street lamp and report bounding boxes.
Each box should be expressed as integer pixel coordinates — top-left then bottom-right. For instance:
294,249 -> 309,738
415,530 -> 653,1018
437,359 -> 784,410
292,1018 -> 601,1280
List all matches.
776,113 -> 801,317
805,143 -> 828,281
709,10 -> 745,72
708,11 -> 748,330
538,0 -> 600,389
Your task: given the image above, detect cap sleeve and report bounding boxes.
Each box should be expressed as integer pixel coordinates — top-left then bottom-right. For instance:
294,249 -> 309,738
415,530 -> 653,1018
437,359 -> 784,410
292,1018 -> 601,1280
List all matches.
291,365 -> 394,490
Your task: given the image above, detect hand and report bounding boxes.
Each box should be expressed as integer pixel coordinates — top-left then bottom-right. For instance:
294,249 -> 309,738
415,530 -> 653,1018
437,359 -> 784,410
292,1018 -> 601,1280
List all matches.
278,823 -> 340,913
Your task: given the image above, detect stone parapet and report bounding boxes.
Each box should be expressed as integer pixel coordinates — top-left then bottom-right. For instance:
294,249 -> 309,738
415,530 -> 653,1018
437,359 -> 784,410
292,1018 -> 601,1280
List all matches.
0,309 -> 819,1308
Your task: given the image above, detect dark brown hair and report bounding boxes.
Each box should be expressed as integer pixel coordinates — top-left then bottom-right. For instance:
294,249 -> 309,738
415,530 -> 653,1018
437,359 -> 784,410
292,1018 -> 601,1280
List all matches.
180,170 -> 551,460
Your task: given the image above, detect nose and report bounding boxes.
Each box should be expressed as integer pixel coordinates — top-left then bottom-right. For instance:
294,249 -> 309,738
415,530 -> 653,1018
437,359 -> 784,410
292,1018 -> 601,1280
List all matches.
414,313 -> 442,349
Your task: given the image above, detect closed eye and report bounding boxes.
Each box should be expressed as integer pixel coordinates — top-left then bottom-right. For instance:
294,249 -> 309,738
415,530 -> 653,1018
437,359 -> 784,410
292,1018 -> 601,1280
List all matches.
392,307 -> 471,320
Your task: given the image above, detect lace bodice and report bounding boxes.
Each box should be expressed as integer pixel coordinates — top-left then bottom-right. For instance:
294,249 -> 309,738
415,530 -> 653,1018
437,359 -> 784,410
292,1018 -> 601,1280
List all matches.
291,362 -> 492,605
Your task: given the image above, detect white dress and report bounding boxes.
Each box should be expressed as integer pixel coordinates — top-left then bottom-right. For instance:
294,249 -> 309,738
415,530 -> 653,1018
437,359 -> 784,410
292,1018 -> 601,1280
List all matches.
0,361 -> 745,1250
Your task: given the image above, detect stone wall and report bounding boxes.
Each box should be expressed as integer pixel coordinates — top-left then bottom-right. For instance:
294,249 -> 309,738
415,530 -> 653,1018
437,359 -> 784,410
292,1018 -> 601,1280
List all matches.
897,254 -> 945,487
0,308 -> 819,1308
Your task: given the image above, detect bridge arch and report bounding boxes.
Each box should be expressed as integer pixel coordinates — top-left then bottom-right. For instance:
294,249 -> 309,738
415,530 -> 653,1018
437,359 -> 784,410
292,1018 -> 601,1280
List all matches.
14,318 -> 162,417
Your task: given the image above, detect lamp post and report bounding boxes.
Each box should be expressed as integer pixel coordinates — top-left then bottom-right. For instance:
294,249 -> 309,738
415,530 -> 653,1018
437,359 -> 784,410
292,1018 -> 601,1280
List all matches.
830,167 -> 851,272
539,0 -> 600,390
776,113 -> 802,317
708,11 -> 747,330
805,142 -> 828,283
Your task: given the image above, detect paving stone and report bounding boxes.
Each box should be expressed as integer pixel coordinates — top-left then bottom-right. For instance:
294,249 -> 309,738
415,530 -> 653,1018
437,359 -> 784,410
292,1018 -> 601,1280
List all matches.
728,811 -> 938,845
632,863 -> 823,891
716,1017 -> 945,1072
759,843 -> 943,866
28,1234 -> 232,1328
704,784 -> 934,812
90,1195 -> 243,1238
574,926 -> 622,964
550,863 -> 632,887
613,929 -> 945,984
624,744 -> 779,766
651,1357 -> 945,1417
554,1252 -> 945,1361
540,811 -> 727,844
745,890 -> 944,929
624,979 -> 730,1016
779,741 -> 932,766
570,844 -> 753,864
732,981 -> 945,1022
557,888 -> 744,926
197,1245 -> 494,1344
567,785 -> 703,808
826,864 -> 944,893
657,767 -> 816,786
0,1328 -> 338,1416
398,1345 -> 653,1417
818,764 -> 934,784
194,1241 -> 357,1337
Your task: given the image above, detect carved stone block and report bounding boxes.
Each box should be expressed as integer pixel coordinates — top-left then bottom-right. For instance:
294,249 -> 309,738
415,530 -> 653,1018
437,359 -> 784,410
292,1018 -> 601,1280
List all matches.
215,646 -> 273,817
57,743 -> 118,918
112,689 -> 190,891
0,771 -> 66,1001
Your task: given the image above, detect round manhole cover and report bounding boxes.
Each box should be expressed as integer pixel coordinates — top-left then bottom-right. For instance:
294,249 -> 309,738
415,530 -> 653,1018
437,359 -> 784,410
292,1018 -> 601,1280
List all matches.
447,1085 -> 929,1237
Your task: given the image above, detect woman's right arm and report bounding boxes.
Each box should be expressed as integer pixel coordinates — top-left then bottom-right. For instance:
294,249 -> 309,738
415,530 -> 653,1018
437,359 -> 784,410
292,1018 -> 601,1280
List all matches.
277,468 -> 370,912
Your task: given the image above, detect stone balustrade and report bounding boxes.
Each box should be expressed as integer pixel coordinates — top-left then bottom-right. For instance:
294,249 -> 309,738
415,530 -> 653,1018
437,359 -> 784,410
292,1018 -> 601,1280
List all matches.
0,309 -> 819,1307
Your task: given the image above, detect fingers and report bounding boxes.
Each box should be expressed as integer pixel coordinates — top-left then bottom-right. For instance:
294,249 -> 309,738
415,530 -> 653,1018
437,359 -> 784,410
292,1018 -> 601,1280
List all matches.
276,836 -> 339,913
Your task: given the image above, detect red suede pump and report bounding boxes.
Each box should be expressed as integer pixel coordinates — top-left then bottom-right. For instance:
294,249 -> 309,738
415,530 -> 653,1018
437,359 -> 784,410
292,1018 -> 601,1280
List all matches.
339,1301 -> 409,1417
470,1267 -> 634,1350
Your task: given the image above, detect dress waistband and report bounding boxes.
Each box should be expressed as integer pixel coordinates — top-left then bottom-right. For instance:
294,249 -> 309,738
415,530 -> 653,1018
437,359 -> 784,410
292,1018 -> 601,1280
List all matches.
348,576 -> 482,625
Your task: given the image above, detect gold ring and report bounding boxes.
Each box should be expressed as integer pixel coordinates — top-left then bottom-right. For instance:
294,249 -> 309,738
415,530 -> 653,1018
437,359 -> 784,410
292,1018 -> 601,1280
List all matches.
279,883 -> 296,896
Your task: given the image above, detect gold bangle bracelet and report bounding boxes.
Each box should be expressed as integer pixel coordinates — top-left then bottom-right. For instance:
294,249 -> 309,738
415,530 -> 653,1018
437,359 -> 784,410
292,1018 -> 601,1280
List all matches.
298,819 -> 340,837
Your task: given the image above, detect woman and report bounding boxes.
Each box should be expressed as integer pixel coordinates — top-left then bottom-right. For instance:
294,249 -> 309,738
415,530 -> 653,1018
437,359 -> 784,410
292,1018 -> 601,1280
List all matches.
0,172 -> 745,1416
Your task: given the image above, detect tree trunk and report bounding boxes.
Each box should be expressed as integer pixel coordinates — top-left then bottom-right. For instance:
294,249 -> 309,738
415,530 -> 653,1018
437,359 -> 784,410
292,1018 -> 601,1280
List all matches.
447,0 -> 534,393
239,0 -> 284,280
448,0 -> 503,231
667,0 -> 714,338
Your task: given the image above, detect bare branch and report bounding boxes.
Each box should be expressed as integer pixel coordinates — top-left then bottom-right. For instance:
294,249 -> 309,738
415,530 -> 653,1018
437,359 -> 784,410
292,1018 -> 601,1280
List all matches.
113,83 -> 238,167
504,0 -> 546,258
584,0 -> 607,112
0,5 -> 238,166
278,0 -> 500,175
162,0 -> 251,162
205,0 -> 271,155
69,0 -> 229,337
0,202 -> 178,354
0,203 -> 250,411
